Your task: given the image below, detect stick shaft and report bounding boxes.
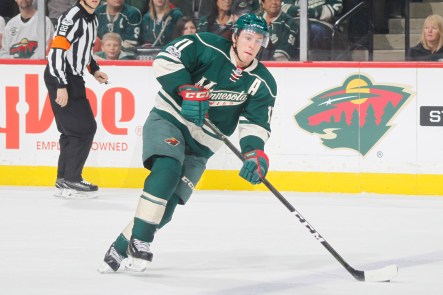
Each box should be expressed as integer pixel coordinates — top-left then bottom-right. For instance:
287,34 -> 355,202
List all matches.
203,119 -> 363,280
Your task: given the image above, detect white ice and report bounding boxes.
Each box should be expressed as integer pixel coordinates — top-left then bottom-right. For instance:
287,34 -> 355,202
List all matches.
0,186 -> 442,295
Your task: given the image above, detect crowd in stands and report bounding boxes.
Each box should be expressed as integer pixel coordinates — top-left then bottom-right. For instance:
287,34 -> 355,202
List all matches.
0,0 -> 53,59
0,0 -> 442,61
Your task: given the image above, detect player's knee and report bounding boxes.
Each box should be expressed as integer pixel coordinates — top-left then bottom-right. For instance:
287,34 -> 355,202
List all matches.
152,156 -> 182,178
144,157 -> 182,198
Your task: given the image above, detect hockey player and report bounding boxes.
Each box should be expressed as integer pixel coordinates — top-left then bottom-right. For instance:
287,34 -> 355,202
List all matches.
98,13 -> 277,273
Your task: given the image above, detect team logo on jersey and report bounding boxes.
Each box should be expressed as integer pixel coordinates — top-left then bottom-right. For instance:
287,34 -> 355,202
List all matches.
10,38 -> 38,58
61,18 -> 74,26
294,74 -> 413,156
270,33 -> 278,44
9,27 -> 18,37
166,45 -> 181,58
165,137 -> 180,146
209,90 -> 248,106
230,67 -> 243,82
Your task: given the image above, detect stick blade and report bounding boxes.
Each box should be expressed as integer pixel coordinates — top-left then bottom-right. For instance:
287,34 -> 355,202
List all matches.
363,264 -> 398,282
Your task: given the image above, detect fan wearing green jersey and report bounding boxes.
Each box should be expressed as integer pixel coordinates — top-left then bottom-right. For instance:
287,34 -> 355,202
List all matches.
197,0 -> 233,38
259,0 -> 299,61
140,0 -> 184,48
98,13 -> 277,273
95,0 -> 142,53
281,0 -> 344,60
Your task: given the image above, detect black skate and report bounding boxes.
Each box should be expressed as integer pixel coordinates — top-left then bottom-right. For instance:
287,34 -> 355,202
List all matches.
125,238 -> 153,272
54,178 -> 65,197
97,243 -> 125,273
60,179 -> 98,198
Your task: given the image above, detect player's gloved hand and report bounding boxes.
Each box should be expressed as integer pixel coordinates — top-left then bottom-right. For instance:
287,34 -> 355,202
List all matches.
179,84 -> 210,127
239,150 -> 269,184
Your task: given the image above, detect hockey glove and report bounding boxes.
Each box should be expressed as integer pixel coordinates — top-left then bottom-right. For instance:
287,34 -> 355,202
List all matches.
239,150 -> 269,185
179,85 -> 210,127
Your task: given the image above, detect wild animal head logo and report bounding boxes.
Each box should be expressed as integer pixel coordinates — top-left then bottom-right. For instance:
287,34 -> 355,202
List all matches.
294,74 -> 413,156
10,38 -> 38,58
165,137 -> 180,146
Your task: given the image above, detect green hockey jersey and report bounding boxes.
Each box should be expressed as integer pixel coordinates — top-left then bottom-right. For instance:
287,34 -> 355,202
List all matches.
259,11 -> 299,61
95,3 -> 142,45
141,8 -> 184,47
152,32 -> 277,158
281,0 -> 343,23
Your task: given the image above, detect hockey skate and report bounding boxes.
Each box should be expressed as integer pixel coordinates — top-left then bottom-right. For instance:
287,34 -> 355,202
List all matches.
125,238 -> 153,272
57,179 -> 98,199
54,178 -> 65,197
97,243 -> 125,273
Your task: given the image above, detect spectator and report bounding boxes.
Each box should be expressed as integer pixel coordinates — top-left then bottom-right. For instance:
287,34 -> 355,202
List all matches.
231,0 -> 257,22
281,0 -> 343,60
140,0 -> 184,48
259,0 -> 299,61
232,0 -> 261,14
94,32 -> 135,60
407,15 -> 443,61
95,0 -> 142,53
223,0 -> 253,40
0,16 -> 5,49
0,0 -> 54,59
126,0 -> 149,15
170,0 -> 212,18
0,0 -> 19,20
170,16 -> 197,39
197,0 -> 233,38
46,0 -> 77,25
281,0 -> 343,24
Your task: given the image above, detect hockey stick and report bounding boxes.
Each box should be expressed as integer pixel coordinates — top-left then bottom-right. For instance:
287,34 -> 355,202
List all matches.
203,118 -> 398,282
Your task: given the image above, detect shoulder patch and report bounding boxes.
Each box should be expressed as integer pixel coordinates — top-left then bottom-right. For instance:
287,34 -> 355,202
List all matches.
166,46 -> 181,58
61,18 -> 74,26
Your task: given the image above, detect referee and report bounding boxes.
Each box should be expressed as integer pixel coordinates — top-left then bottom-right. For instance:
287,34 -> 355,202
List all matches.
44,0 -> 108,198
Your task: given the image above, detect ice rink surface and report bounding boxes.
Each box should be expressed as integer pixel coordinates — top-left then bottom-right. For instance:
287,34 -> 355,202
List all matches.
0,186 -> 442,295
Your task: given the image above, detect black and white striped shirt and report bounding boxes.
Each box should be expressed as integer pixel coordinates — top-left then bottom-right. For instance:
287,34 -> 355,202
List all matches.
47,3 -> 100,88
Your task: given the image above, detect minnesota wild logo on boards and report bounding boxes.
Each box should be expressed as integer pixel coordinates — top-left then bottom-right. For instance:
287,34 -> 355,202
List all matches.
294,74 -> 413,156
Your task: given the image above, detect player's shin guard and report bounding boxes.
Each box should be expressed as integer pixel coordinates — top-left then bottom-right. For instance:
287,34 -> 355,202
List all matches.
126,192 -> 167,272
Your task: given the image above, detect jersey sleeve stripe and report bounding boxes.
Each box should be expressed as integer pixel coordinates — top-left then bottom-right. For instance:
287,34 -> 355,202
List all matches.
238,121 -> 270,143
153,57 -> 185,78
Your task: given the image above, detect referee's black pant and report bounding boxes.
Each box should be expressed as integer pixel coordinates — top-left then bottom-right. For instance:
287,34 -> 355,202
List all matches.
44,66 -> 97,182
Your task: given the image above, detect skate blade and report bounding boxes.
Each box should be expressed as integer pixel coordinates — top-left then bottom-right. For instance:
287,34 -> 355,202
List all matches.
55,188 -> 98,199
54,187 -> 65,198
125,256 -> 151,272
97,261 -> 119,274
